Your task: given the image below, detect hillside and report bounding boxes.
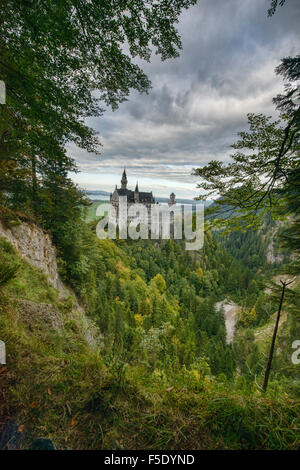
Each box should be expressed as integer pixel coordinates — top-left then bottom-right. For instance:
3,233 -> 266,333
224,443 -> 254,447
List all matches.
0,215 -> 299,450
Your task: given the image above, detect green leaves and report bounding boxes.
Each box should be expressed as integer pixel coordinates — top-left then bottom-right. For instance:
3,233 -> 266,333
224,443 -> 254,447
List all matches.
193,112 -> 298,230
1,0 -> 197,148
268,0 -> 287,17
194,48 -> 299,232
0,0 -> 197,232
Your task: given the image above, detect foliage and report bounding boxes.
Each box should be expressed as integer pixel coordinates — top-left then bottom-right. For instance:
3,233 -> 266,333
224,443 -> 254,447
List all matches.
0,0 -> 197,255
0,238 -> 19,289
268,0 -> 287,17
193,55 -> 299,232
194,113 -> 298,230
0,0 -> 299,450
279,168 -> 300,274
0,216 -> 299,449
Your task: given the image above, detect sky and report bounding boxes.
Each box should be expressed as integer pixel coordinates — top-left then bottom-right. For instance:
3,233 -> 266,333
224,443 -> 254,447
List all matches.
69,0 -> 300,199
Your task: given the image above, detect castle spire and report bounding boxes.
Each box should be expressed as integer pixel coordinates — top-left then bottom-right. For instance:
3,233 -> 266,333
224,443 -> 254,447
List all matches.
121,167 -> 127,189
135,181 -> 139,192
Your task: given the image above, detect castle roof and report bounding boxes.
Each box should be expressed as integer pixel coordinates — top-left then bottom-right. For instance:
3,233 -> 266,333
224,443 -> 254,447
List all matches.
112,170 -> 155,203
138,191 -> 155,202
115,188 -> 154,203
115,188 -> 134,202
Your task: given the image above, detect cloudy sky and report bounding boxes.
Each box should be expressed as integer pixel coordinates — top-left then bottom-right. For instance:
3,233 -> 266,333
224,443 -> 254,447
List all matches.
69,0 -> 300,199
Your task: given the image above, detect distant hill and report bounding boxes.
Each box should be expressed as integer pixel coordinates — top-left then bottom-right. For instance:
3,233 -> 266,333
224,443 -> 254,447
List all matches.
156,197 -> 212,206
85,190 -> 212,206
85,190 -> 110,197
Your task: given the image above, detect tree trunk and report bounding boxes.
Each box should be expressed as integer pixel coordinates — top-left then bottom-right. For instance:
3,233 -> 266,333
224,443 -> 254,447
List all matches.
262,281 -> 288,392
31,154 -> 38,216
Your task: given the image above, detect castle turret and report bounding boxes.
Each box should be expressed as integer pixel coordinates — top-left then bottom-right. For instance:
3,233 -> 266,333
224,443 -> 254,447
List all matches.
121,168 -> 128,189
168,192 -> 176,206
134,181 -> 139,202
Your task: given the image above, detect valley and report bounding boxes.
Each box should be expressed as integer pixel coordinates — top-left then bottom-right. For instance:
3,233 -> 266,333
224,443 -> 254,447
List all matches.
0,212 -> 299,449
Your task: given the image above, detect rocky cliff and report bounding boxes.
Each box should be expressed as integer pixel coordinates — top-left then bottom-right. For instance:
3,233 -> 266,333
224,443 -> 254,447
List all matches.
0,216 -> 98,347
0,218 -> 64,292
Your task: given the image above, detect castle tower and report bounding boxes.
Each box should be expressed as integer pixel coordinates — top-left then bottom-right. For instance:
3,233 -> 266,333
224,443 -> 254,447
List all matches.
134,181 -> 139,202
168,192 -> 176,206
168,193 -> 176,239
121,168 -> 128,189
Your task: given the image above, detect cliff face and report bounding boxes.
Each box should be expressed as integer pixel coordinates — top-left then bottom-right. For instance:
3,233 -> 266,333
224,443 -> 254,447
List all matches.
0,217 -> 103,448
266,238 -> 284,264
0,217 -> 98,349
0,218 -> 64,292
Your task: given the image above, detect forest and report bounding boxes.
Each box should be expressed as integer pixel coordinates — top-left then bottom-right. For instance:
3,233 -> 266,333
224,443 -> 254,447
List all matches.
0,0 -> 299,451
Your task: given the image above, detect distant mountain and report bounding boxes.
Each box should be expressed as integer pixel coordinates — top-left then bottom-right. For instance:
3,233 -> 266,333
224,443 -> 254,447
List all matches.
85,190 -> 110,196
157,197 -> 212,206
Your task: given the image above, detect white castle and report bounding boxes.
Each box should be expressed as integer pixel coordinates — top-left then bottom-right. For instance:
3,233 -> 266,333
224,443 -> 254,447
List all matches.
110,168 -> 156,217
108,169 -> 177,237
97,170 -> 203,249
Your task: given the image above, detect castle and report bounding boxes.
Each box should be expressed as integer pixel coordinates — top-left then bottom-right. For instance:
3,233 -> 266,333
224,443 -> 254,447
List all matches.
109,169 -> 176,231
110,169 -> 156,219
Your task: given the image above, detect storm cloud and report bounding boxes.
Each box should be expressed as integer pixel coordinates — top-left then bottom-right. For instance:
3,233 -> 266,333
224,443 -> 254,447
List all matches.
69,0 -> 300,197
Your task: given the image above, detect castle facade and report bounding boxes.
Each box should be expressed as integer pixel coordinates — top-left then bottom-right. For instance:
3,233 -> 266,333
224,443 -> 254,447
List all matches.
110,169 -> 156,224
109,170 -> 177,233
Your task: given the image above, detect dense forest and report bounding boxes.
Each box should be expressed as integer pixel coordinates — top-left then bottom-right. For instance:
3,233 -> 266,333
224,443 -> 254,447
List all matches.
0,208 -> 299,449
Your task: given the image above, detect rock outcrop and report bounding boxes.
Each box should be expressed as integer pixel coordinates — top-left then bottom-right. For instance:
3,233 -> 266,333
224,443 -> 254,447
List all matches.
0,218 -> 64,291
0,216 -> 99,348
266,239 -> 284,264
17,300 -> 63,332
216,300 -> 240,344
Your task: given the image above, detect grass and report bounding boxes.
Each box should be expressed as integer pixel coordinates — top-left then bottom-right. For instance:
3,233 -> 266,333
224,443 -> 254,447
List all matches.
0,237 -> 106,448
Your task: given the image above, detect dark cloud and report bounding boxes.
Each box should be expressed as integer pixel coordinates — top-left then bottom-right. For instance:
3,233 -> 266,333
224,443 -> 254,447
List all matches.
69,0 -> 300,194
